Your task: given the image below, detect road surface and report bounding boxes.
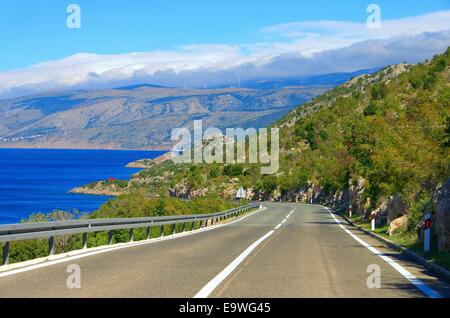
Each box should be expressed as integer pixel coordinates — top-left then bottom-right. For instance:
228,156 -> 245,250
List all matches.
0,203 -> 449,298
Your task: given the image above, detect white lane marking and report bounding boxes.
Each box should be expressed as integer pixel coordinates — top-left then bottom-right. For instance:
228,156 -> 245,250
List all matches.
0,207 -> 267,278
194,230 -> 274,298
326,208 -> 442,299
196,206 -> 297,297
273,208 -> 295,230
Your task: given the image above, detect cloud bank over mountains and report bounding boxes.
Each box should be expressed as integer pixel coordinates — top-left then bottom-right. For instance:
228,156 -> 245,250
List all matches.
1,10 -> 450,98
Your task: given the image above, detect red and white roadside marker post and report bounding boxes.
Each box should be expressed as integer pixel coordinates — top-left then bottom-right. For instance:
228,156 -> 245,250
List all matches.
424,213 -> 431,253
349,205 -> 352,218
371,211 -> 375,231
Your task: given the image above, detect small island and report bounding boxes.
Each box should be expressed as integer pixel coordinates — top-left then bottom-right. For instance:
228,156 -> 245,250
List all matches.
70,152 -> 172,196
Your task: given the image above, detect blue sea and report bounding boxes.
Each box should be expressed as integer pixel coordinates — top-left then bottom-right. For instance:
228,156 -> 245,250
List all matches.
0,148 -> 165,224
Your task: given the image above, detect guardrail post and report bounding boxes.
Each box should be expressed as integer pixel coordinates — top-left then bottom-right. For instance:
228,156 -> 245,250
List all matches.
129,228 -> 134,242
181,223 -> 186,232
146,227 -> 151,240
82,232 -> 88,249
108,230 -> 113,245
160,225 -> 164,237
48,236 -> 55,256
172,224 -> 176,235
191,221 -> 195,231
2,242 -> 10,266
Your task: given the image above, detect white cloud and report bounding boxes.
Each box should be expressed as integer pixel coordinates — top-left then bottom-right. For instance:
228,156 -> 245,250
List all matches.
1,10 -> 450,98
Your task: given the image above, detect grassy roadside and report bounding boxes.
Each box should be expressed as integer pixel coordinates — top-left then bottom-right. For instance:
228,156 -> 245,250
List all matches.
344,212 -> 450,271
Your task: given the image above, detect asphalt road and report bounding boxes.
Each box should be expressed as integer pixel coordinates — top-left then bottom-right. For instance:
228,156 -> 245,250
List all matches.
0,203 -> 449,298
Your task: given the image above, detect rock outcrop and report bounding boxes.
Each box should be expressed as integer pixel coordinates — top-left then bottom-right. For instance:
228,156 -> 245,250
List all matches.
370,194 -> 409,228
435,179 -> 450,252
348,178 -> 367,218
389,215 -> 408,236
126,152 -> 172,168
386,194 -> 409,222
70,183 -> 127,196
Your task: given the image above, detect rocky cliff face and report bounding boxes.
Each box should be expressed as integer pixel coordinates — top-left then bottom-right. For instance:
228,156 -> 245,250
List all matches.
435,179 -> 450,252
280,177 -> 369,218
279,177 -> 450,252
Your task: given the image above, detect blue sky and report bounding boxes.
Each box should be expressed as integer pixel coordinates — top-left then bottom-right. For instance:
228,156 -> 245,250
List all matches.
1,0 -> 449,70
0,0 -> 449,97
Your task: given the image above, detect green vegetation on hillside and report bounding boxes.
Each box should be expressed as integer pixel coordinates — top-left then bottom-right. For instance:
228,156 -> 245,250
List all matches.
279,51 -> 449,204
119,48 -> 449,209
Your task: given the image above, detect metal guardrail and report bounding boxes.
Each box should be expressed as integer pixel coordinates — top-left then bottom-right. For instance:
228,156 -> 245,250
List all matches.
0,203 -> 260,266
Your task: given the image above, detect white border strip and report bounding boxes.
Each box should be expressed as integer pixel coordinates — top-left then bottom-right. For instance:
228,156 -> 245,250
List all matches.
0,207 -> 266,278
326,207 -> 442,298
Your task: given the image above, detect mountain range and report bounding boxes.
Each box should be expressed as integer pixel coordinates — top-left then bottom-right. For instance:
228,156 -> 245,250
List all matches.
0,69 -> 374,150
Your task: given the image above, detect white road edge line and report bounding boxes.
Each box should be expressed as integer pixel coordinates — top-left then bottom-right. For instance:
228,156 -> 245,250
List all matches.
0,207 -> 267,278
194,230 -> 275,298
326,207 -> 442,299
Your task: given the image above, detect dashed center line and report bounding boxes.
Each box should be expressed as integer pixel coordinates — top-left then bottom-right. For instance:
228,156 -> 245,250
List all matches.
195,207 -> 296,298
273,208 -> 295,230
194,230 -> 275,298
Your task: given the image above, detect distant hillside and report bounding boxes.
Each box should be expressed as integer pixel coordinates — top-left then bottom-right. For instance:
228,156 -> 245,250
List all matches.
0,70 -> 373,150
